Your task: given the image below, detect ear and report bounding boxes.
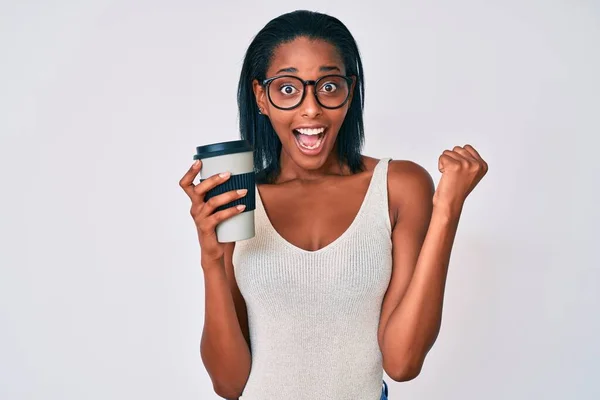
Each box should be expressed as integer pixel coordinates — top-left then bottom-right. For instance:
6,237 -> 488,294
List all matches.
252,79 -> 269,116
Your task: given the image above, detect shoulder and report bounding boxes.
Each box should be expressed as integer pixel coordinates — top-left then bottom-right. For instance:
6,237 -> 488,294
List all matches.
386,159 -> 435,228
359,156 -> 433,194
387,159 -> 434,192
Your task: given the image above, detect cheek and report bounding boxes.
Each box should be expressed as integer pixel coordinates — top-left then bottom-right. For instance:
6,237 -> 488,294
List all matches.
268,113 -> 295,137
328,109 -> 350,127
270,114 -> 290,128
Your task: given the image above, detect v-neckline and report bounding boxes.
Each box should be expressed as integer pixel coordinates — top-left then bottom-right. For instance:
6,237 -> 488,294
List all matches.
255,159 -> 382,255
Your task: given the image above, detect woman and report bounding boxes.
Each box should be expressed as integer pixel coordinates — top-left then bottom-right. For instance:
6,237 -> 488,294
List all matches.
179,10 -> 488,400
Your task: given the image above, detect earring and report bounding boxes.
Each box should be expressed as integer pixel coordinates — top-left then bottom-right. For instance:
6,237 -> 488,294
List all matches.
258,108 -> 263,115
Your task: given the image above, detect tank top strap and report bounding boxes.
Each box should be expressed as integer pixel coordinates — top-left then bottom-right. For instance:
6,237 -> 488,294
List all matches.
362,157 -> 393,234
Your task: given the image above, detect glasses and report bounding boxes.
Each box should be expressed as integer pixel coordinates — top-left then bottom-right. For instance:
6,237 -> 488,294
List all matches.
261,74 -> 355,110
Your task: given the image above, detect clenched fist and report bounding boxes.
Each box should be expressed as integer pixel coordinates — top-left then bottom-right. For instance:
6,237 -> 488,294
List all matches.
433,144 -> 488,210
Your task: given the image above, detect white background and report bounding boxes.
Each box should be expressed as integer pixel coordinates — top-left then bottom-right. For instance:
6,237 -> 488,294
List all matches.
1,0 -> 599,399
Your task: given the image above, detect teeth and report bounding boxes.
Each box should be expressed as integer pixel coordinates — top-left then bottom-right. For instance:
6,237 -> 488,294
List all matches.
296,127 -> 325,135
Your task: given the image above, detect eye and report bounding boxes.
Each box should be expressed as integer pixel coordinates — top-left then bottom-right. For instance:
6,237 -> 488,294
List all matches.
320,82 -> 338,93
279,84 -> 299,95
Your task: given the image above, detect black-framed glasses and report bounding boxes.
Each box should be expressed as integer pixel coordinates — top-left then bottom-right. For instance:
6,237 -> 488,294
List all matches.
261,74 -> 355,110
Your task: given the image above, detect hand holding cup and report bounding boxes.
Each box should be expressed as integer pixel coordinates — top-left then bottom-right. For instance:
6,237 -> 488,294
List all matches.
179,160 -> 249,264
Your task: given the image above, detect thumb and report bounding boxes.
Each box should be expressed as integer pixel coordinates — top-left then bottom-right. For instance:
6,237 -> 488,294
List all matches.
438,155 -> 446,174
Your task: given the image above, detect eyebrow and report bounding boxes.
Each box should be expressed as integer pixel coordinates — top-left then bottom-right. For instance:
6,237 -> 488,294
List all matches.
275,65 -> 341,74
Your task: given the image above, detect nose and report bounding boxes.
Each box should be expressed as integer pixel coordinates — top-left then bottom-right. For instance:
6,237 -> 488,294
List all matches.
299,84 -> 322,118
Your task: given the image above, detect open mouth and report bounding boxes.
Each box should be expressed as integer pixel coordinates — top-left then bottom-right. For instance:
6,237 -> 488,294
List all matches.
292,127 -> 327,152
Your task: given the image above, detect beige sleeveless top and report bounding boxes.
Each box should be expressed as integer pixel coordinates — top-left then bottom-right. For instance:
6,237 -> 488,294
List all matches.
233,158 -> 393,400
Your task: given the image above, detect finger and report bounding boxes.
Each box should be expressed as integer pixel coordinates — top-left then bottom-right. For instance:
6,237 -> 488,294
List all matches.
452,146 -> 477,162
198,188 -> 248,219
463,145 -> 489,173
193,171 -> 233,201
442,149 -> 463,161
210,204 -> 247,225
463,144 -> 483,160
438,153 -> 460,173
198,203 -> 247,236
179,159 -> 202,200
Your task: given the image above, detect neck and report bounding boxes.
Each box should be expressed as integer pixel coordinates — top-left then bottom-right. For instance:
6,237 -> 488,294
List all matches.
274,149 -> 350,184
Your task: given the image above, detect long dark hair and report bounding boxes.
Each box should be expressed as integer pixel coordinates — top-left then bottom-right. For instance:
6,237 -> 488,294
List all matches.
237,10 -> 366,184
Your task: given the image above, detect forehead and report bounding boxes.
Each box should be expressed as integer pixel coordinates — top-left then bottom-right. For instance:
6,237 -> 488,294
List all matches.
267,37 -> 346,76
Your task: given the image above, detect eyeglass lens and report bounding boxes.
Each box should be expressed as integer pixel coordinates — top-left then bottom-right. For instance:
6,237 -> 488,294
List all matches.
267,75 -> 350,109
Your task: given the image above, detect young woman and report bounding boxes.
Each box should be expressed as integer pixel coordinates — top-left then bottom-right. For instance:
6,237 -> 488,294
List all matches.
179,10 -> 488,400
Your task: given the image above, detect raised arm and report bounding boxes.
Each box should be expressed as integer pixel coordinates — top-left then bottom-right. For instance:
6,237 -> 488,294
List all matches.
378,145 -> 488,381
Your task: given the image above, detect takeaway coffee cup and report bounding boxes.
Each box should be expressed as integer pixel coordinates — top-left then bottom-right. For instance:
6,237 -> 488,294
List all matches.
193,140 -> 256,243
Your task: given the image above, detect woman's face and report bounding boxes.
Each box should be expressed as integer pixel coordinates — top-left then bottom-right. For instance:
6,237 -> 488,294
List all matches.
253,37 -> 355,170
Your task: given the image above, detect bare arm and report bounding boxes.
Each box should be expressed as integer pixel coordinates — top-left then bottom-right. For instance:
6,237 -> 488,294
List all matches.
382,196 -> 459,381
200,242 -> 251,399
379,146 -> 488,381
378,161 -> 439,381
